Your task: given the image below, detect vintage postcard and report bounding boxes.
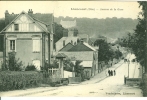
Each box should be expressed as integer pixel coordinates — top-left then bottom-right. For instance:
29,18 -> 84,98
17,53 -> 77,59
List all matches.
0,1 -> 146,97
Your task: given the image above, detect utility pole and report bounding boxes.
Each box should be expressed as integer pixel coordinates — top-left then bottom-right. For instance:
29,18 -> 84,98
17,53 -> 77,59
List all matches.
145,3 -> 147,73
128,60 -> 130,78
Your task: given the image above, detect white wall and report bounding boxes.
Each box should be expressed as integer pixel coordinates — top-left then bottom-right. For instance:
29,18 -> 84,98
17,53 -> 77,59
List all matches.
64,70 -> 75,78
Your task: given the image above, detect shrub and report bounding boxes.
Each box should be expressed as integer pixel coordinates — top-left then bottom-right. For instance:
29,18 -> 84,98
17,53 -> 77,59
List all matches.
0,71 -> 43,91
2,52 -> 24,71
142,74 -> 147,97
25,64 -> 36,71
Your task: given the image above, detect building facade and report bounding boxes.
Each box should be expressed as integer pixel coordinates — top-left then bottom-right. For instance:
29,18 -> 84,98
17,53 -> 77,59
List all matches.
55,19 -> 78,52
59,41 -> 99,78
0,10 -> 54,70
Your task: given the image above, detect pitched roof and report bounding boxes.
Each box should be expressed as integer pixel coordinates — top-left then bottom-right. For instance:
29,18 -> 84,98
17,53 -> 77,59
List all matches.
56,37 -> 78,44
62,52 -> 94,61
5,11 -> 53,26
60,19 -> 76,29
56,53 -> 67,58
68,42 -> 96,51
88,38 -> 97,43
59,43 -> 74,52
1,11 -> 50,33
32,13 -> 53,25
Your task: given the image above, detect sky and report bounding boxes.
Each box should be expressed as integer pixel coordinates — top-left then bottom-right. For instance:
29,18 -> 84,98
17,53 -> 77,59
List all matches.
0,1 -> 142,19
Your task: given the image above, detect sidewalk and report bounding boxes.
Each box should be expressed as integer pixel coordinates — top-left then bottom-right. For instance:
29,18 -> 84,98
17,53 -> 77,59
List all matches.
0,86 -> 58,96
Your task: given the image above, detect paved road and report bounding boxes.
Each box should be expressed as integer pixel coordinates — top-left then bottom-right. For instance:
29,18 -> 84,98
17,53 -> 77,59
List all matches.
0,54 -> 143,97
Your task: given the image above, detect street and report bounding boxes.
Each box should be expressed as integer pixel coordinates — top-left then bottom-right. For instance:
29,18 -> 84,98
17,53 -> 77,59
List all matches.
0,54 -> 143,97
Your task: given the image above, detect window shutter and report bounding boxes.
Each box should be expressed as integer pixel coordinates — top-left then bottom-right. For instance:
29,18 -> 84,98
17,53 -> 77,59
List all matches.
37,39 -> 40,52
8,40 -> 10,52
33,39 -> 40,52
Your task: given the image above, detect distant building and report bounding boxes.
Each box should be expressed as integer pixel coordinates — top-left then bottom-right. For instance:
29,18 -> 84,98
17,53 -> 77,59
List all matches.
59,43 -> 74,52
77,34 -> 107,46
55,19 -> 79,52
0,9 -> 54,70
56,37 -> 78,52
59,41 -> 99,78
78,34 -> 89,43
60,19 -> 76,29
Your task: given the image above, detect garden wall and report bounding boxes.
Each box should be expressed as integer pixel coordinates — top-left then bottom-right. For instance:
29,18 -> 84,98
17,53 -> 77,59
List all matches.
68,77 -> 81,84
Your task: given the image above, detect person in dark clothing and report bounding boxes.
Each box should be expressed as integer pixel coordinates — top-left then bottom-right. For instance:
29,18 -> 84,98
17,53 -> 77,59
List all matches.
111,70 -> 113,76
108,70 -> 110,76
110,70 -> 112,76
114,70 -> 116,76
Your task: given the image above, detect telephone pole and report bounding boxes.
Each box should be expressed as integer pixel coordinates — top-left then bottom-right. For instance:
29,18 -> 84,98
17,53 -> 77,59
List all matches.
145,3 -> 147,73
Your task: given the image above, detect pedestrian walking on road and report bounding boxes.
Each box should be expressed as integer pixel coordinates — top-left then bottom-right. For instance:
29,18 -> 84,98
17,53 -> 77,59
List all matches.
111,70 -> 113,76
108,70 -> 110,76
114,70 -> 116,76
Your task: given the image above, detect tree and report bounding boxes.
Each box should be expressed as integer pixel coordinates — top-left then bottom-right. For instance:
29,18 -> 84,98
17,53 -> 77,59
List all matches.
0,18 -> 5,52
74,60 -> 84,80
94,39 -> 114,63
2,52 -> 23,71
127,2 -> 147,73
63,58 -> 74,72
53,22 -> 66,49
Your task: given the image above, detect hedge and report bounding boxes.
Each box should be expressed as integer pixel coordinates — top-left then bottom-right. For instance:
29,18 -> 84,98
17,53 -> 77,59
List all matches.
142,73 -> 147,97
0,71 -> 43,91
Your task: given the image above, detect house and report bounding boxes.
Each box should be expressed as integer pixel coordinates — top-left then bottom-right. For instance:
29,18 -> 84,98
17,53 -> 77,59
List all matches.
55,19 -> 78,52
59,42 -> 74,52
56,37 -> 78,52
59,41 -> 99,78
78,34 -> 89,43
0,9 -> 54,70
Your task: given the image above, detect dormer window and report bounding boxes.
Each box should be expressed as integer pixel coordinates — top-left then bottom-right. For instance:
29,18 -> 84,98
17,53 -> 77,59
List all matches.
14,24 -> 19,31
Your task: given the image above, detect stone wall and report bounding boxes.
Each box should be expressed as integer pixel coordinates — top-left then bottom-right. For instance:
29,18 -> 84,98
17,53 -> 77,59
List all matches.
125,77 -> 141,86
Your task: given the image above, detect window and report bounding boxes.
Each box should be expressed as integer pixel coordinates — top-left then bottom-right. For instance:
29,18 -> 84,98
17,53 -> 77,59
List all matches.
14,24 -> 19,31
9,40 -> 16,52
33,39 -> 40,52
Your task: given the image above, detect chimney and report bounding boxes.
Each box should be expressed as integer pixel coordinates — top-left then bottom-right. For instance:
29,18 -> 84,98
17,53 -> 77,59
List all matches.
5,10 -> 9,26
28,9 -> 33,16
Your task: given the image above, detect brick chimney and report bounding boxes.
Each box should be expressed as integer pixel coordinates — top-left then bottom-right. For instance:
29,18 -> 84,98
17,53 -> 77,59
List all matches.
5,10 -> 9,26
28,9 -> 33,16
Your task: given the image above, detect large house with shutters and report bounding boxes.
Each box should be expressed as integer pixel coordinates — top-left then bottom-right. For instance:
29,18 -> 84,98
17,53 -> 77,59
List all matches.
0,9 -> 54,70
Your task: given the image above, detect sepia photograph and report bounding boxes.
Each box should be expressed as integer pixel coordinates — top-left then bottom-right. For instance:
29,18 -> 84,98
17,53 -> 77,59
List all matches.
0,1 -> 146,97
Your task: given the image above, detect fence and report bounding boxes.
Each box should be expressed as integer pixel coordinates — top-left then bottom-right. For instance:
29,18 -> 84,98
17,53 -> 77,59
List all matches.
68,77 -> 81,84
48,68 -> 61,82
124,76 -> 141,86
